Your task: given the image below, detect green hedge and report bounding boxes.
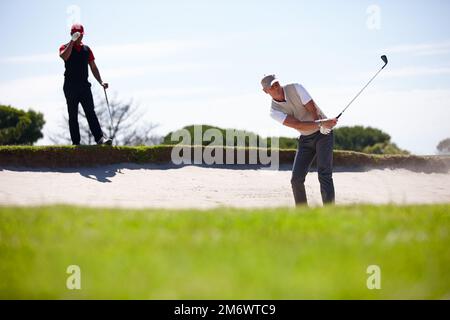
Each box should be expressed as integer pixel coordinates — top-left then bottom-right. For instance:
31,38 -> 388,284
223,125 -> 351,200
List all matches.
0,145 -> 449,172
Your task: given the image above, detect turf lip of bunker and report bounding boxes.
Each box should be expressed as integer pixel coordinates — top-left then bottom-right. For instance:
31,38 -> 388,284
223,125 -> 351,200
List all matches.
0,145 -> 449,173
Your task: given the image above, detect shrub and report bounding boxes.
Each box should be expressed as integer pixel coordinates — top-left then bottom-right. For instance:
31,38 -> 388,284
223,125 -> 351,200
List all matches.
0,105 -> 45,145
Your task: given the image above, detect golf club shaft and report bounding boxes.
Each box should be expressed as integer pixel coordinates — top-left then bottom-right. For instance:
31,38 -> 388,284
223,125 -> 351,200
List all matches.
103,87 -> 114,133
337,56 -> 388,119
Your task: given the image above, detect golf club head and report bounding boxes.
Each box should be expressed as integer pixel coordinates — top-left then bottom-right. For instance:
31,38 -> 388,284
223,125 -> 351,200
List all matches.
381,55 -> 388,68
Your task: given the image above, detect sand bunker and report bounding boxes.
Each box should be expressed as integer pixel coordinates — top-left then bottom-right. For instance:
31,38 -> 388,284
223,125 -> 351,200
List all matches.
0,165 -> 449,208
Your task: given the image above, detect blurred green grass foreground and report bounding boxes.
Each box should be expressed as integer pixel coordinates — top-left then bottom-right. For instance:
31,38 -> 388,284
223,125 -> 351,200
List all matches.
0,204 -> 449,299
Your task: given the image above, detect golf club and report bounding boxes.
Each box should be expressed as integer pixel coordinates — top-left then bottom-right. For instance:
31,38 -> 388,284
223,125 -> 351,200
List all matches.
336,55 -> 388,119
103,87 -> 114,134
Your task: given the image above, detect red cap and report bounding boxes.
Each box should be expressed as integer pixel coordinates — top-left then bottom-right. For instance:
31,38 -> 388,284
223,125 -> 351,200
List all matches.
70,24 -> 84,35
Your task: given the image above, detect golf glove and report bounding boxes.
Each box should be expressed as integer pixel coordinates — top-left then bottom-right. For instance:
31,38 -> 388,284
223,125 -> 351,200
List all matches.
71,32 -> 81,42
320,126 -> 332,135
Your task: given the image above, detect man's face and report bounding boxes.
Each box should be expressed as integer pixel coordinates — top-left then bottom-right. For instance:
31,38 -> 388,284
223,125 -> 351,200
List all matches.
263,81 -> 282,99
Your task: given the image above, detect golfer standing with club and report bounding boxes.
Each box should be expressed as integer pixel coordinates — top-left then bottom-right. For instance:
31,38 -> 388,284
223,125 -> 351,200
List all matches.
59,24 -> 112,145
262,75 -> 337,205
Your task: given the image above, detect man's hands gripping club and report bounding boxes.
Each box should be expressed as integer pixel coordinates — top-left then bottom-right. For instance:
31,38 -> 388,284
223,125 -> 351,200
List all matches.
316,118 -> 338,135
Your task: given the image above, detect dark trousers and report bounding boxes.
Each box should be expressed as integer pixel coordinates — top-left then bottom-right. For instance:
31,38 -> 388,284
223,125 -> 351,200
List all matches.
291,131 -> 335,205
63,82 -> 103,145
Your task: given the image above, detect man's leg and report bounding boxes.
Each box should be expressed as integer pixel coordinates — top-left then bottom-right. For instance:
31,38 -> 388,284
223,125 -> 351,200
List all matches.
316,131 -> 335,204
79,86 -> 104,142
291,133 -> 317,205
63,85 -> 81,145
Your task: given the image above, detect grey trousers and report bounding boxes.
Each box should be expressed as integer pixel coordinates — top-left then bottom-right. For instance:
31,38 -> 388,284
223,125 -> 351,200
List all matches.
291,130 -> 335,205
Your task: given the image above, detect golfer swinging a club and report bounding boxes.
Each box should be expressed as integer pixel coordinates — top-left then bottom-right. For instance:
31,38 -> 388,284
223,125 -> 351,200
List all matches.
59,24 -> 112,145
262,75 -> 338,205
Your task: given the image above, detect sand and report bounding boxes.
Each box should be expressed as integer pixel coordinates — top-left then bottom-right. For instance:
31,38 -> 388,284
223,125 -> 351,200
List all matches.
0,165 -> 449,208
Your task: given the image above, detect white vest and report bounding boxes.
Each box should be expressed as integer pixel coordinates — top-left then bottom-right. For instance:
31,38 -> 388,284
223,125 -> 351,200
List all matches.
271,84 -> 327,136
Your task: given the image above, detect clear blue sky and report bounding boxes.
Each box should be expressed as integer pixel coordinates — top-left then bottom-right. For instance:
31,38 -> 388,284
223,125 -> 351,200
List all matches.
1,0 -> 449,154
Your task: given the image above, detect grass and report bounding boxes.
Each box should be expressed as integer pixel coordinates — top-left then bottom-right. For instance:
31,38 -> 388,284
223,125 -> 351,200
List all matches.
0,204 -> 449,299
0,145 -> 449,172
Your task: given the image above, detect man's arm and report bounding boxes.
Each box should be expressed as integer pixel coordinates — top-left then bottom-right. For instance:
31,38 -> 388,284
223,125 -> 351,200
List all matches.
304,99 -> 337,129
304,100 -> 321,121
60,32 -> 82,61
294,84 -> 322,120
89,60 -> 108,88
59,42 -> 74,61
282,115 -> 320,131
296,84 -> 337,129
283,114 -> 337,131
271,108 -> 335,131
